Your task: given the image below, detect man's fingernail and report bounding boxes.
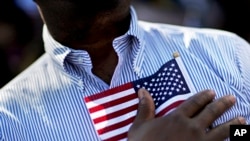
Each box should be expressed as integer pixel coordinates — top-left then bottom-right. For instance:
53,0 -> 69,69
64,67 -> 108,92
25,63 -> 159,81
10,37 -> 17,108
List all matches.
228,95 -> 236,103
138,89 -> 145,100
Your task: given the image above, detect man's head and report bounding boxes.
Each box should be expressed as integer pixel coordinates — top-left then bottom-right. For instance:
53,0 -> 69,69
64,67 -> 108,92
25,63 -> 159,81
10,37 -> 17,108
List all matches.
33,0 -> 131,45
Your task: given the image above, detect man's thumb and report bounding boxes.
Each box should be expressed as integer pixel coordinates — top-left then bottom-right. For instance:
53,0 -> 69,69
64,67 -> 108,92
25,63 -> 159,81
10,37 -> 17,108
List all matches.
133,88 -> 155,125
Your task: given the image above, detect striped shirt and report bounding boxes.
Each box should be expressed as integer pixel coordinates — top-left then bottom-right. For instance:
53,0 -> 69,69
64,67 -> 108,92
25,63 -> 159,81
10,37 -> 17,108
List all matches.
0,6 -> 250,141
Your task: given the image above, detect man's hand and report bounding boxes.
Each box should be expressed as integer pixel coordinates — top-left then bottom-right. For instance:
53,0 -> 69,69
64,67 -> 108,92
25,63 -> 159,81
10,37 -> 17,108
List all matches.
128,89 -> 246,141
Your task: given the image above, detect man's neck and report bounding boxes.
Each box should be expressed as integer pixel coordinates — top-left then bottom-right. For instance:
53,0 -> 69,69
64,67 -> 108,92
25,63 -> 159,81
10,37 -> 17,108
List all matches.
46,5 -> 131,84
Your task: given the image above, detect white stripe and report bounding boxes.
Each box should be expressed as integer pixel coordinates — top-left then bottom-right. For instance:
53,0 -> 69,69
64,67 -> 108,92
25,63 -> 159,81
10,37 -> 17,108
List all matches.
155,93 -> 193,114
90,99 -> 139,119
95,110 -> 136,130
100,123 -> 133,140
86,88 -> 135,108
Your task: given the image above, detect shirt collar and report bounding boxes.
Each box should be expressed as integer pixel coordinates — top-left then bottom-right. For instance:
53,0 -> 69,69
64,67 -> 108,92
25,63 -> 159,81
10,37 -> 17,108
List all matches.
113,6 -> 145,77
43,6 -> 145,77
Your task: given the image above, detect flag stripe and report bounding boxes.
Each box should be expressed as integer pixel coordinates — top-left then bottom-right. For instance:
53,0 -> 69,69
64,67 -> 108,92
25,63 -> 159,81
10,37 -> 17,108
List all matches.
155,93 -> 193,114
156,100 -> 184,117
97,116 -> 135,134
85,88 -> 135,109
101,123 -> 132,141
89,98 -> 138,120
103,132 -> 127,141
93,104 -> 138,123
94,110 -> 136,130
84,83 -> 133,102
89,94 -> 138,113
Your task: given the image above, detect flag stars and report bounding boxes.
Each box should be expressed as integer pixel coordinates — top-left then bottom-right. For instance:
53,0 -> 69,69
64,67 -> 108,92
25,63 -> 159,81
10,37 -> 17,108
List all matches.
155,102 -> 159,106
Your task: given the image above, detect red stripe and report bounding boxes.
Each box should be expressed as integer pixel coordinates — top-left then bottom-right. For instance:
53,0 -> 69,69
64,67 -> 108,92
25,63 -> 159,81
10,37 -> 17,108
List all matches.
103,132 -> 128,141
89,94 -> 137,113
84,83 -> 133,102
98,116 -> 135,134
93,104 -> 138,123
156,100 -> 184,117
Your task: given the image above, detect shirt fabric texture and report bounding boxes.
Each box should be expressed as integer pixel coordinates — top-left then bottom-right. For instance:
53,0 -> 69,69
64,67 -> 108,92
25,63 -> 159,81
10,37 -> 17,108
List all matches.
0,6 -> 250,141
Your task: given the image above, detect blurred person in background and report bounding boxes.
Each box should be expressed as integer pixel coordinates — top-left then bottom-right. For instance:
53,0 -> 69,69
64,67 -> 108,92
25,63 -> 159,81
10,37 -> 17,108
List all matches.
0,0 -> 35,87
216,0 -> 250,42
171,0 -> 222,27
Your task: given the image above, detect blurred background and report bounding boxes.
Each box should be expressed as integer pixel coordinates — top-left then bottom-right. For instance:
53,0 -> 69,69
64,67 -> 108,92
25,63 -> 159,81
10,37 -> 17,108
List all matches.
0,0 -> 250,88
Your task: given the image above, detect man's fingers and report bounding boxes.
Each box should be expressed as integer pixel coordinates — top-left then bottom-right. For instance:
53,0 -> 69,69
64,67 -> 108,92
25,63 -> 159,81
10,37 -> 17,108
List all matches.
195,95 -> 236,128
177,90 -> 215,117
206,117 -> 246,141
128,89 -> 156,140
132,88 -> 155,126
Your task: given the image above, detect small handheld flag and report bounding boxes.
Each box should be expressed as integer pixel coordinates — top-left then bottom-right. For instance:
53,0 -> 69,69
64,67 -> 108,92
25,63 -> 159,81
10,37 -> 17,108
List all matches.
84,53 -> 196,141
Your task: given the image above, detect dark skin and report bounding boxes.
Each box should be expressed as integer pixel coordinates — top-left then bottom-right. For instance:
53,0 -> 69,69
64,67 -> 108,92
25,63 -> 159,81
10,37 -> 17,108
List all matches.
129,89 -> 246,141
34,0 -> 246,140
35,0 -> 131,83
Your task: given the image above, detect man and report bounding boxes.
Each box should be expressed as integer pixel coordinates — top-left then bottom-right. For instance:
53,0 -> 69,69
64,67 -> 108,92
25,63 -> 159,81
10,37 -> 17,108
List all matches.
0,0 -> 249,140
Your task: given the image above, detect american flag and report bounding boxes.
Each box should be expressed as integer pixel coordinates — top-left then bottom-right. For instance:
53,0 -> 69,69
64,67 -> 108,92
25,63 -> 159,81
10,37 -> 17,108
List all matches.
84,56 -> 196,141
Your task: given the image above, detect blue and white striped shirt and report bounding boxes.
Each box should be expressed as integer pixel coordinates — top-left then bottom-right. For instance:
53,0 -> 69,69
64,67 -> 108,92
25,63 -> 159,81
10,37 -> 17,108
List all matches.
1,6 -> 250,141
